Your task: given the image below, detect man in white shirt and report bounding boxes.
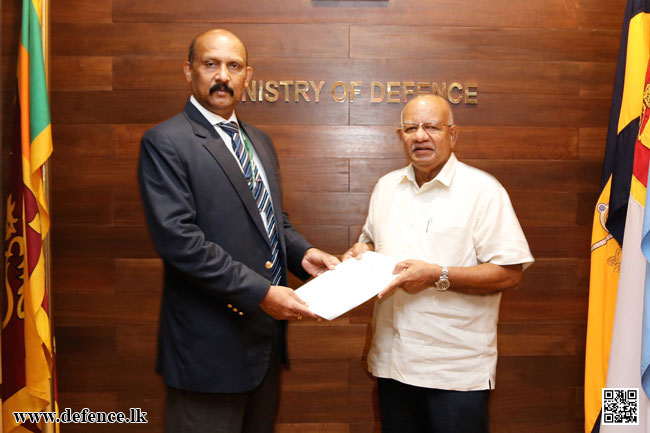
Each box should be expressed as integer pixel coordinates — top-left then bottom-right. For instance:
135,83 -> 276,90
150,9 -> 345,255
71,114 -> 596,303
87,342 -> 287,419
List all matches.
343,94 -> 534,433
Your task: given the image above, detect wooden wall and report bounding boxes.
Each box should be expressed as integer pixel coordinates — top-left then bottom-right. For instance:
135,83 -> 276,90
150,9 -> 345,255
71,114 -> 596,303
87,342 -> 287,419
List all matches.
1,0 -> 628,431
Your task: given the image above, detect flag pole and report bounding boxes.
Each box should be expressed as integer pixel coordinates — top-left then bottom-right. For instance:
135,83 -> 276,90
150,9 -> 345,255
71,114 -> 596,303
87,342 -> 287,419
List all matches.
0,0 -> 4,426
41,0 -> 56,431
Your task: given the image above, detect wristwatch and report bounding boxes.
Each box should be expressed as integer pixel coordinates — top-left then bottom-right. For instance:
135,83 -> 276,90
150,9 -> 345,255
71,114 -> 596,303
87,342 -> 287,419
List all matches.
435,266 -> 450,291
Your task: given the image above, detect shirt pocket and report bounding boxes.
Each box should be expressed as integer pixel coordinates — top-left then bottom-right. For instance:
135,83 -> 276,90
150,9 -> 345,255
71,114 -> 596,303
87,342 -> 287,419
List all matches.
419,223 -> 473,265
418,194 -> 474,261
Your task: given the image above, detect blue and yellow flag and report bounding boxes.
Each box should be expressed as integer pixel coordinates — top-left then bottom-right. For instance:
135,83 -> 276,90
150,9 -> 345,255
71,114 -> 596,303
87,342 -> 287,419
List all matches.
585,1 -> 650,432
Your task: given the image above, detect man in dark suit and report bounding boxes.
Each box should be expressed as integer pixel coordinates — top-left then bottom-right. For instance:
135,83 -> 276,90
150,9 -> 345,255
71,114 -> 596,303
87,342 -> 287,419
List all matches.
137,28 -> 340,433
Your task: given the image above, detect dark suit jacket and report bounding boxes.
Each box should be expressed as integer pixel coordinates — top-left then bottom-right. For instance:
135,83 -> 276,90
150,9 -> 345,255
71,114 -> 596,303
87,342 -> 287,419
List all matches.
137,100 -> 312,393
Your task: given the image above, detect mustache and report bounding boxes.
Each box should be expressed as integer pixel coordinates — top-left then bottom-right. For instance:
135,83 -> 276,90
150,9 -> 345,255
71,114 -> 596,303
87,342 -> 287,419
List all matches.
210,82 -> 234,96
411,144 -> 435,151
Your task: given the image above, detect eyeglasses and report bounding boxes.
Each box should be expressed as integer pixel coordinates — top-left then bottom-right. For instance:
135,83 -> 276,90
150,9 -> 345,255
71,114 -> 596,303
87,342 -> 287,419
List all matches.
399,122 -> 452,135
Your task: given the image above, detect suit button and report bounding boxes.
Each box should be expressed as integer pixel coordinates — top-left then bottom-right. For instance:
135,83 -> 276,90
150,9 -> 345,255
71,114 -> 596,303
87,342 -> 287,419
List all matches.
265,261 -> 273,269
239,312 -> 244,316
227,304 -> 233,309
233,308 -> 238,312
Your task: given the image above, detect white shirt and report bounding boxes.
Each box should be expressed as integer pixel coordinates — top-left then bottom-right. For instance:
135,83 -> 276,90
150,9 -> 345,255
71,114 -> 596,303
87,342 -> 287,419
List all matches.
190,96 -> 273,227
360,153 -> 534,391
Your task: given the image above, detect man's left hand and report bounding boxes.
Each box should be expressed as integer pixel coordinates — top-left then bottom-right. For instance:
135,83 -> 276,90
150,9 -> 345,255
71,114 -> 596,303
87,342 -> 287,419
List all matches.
302,248 -> 341,276
378,259 -> 438,299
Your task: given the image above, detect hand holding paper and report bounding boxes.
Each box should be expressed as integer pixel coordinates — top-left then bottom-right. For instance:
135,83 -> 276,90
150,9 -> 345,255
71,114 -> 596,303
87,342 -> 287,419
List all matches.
341,242 -> 374,261
260,285 -> 319,320
295,251 -> 399,320
302,247 -> 341,276
378,259 -> 438,299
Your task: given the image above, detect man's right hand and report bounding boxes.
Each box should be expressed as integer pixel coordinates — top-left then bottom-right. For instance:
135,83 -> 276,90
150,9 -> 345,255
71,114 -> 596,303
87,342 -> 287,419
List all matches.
341,242 -> 374,261
260,285 -> 319,320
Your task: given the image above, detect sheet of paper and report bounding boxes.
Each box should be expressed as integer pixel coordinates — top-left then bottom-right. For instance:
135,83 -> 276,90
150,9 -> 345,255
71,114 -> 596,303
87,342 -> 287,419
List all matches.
295,251 -> 399,321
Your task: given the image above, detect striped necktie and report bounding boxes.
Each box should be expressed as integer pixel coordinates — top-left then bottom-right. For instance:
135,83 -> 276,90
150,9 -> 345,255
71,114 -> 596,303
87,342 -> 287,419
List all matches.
218,121 -> 282,285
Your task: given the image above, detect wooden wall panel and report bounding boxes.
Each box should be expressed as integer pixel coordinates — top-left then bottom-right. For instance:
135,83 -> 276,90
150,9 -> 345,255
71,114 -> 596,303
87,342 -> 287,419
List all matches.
51,56 -> 113,91
52,187 -> 114,224
75,123 -> 583,161
51,0 -> 113,23
350,26 -> 619,61
114,258 -> 162,292
112,0 -> 579,28
281,360 -> 350,392
283,192 -> 370,226
52,23 -> 350,58
1,55 -> 16,90
526,225 -> 592,258
292,224 -> 350,255
580,62 -> 617,96
469,160 -> 601,192
41,0 -> 619,432
51,226 -> 157,258
276,424 -> 350,433
114,57 -> 581,95
280,159 -> 350,192
53,258 -> 115,294
52,124 -> 115,158
579,0 -> 627,29
580,127 -> 609,160
52,90 -> 350,125
349,159 -> 601,194
498,324 -> 579,356
287,324 -> 368,360
349,93 -> 610,126
349,424 -> 378,433
278,390 -> 375,423
53,157 -> 136,189
1,0 -> 21,54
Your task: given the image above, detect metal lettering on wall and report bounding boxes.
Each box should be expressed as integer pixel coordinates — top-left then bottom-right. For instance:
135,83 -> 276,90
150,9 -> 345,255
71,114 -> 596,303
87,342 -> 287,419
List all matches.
241,81 -> 478,104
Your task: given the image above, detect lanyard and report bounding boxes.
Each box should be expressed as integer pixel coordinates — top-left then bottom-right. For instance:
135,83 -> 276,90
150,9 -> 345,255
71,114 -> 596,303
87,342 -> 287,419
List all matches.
240,128 -> 254,157
238,127 -> 258,187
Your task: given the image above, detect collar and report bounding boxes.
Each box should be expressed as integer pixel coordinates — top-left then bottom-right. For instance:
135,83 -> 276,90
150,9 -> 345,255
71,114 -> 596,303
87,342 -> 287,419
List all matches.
190,95 -> 238,126
400,153 -> 459,189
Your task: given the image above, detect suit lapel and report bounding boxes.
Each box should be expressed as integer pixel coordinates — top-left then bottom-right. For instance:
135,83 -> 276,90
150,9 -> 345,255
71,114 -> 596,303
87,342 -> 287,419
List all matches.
183,102 -> 271,247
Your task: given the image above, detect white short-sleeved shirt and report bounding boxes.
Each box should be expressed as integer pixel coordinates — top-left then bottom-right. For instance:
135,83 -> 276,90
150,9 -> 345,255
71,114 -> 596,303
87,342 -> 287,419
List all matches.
360,153 -> 534,391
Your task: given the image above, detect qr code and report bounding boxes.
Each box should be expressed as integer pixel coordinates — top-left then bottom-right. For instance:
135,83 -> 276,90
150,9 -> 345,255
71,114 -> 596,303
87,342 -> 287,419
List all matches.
602,388 -> 639,425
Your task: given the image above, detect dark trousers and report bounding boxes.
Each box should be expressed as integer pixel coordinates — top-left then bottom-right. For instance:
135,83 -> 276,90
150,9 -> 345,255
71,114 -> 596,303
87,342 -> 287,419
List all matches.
164,330 -> 282,433
377,377 -> 490,433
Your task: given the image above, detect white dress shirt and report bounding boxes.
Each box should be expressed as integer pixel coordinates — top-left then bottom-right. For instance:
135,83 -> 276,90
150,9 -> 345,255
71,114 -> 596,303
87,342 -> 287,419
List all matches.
360,153 -> 534,391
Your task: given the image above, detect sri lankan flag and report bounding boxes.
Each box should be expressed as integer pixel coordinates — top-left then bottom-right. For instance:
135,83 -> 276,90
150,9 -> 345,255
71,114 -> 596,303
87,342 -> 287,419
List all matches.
1,0 -> 56,431
585,0 -> 650,432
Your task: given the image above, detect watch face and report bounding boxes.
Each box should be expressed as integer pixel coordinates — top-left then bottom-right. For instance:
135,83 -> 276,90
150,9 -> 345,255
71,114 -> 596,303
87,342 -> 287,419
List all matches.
437,278 -> 450,291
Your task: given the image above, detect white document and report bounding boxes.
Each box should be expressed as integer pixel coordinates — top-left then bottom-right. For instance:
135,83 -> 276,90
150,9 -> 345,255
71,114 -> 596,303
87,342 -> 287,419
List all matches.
295,251 -> 399,321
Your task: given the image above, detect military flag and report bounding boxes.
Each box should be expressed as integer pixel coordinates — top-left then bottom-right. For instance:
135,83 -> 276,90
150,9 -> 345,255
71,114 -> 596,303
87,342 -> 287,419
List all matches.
585,1 -> 650,432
